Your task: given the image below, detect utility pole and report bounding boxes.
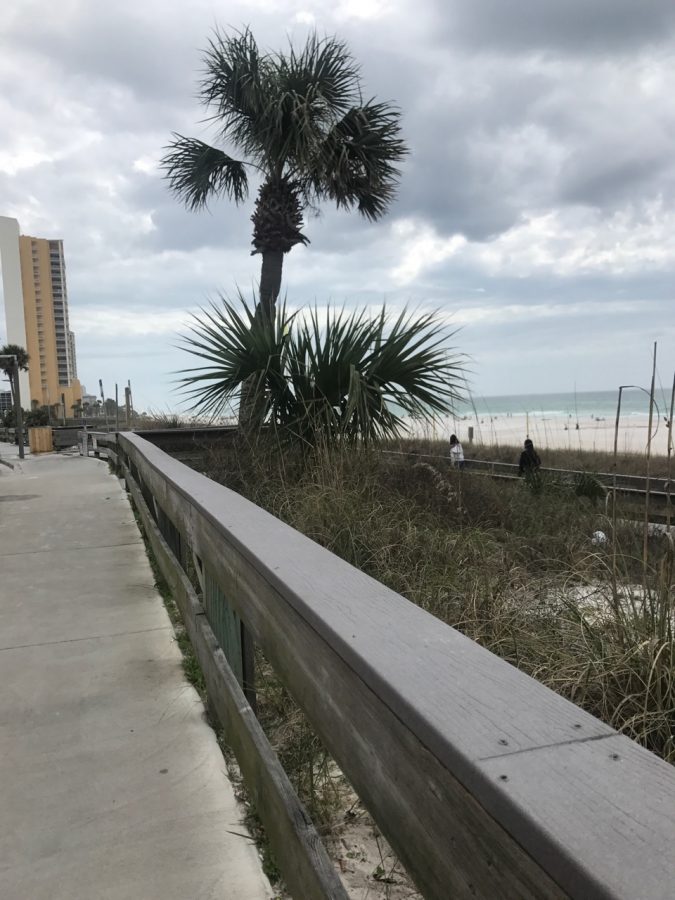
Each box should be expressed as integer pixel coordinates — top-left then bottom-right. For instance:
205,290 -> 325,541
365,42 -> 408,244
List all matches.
15,362 -> 24,459
115,383 -> 120,432
125,386 -> 131,429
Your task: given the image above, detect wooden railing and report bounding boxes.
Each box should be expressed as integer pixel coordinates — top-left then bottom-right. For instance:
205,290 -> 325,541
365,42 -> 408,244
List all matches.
84,430 -> 675,899
385,449 -> 672,492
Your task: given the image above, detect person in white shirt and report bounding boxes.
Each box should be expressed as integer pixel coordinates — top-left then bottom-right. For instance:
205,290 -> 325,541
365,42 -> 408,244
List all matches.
449,433 -> 465,469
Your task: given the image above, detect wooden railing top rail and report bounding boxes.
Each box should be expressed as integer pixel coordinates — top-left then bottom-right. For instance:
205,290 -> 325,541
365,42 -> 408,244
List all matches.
102,431 -> 675,900
135,424 -> 238,438
384,449 -> 671,491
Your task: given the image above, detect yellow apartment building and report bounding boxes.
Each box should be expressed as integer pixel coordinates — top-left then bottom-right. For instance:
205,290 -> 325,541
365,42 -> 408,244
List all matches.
0,217 -> 82,413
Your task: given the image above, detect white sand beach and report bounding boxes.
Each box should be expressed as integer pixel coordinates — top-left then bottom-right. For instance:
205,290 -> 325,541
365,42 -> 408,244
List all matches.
416,413 -> 672,456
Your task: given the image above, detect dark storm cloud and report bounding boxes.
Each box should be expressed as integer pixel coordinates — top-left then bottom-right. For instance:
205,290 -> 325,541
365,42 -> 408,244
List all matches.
390,49 -> 675,237
396,131 -> 529,241
333,46 -> 560,239
5,4 -> 195,98
425,257 -> 675,307
390,83 -> 555,238
559,152 -> 673,209
441,0 -> 675,55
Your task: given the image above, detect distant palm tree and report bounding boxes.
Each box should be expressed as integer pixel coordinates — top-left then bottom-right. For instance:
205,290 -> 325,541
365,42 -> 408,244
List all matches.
178,296 -> 464,445
0,343 -> 29,405
161,29 -> 407,316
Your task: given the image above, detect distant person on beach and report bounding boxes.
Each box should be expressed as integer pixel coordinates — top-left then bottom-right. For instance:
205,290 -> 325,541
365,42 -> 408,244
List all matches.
519,439 -> 541,476
449,434 -> 465,469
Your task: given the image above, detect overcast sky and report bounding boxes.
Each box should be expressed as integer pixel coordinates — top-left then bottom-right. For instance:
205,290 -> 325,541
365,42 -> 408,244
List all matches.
2,0 -> 674,411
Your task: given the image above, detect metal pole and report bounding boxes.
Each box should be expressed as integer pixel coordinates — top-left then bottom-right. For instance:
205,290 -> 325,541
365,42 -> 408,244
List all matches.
611,386 -> 623,611
115,383 -> 120,432
666,372 -> 674,535
125,386 -> 131,429
61,392 -> 66,426
99,379 -> 109,432
643,343 -> 657,582
12,361 -> 24,460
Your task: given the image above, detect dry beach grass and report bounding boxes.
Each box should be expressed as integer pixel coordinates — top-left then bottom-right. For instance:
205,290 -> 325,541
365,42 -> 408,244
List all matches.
201,435 -> 674,780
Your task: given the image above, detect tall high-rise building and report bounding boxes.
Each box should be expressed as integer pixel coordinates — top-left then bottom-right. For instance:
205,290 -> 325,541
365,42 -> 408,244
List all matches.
0,216 -> 82,412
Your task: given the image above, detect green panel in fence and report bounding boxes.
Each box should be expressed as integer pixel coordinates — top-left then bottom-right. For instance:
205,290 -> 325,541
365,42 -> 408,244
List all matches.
155,504 -> 184,570
204,568 -> 244,686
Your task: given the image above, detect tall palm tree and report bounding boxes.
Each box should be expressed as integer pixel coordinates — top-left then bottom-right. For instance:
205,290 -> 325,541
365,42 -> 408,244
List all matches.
161,29 -> 407,316
0,343 -> 29,405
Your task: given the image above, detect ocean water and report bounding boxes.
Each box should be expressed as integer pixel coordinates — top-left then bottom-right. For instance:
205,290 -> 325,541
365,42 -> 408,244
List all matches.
455,389 -> 670,421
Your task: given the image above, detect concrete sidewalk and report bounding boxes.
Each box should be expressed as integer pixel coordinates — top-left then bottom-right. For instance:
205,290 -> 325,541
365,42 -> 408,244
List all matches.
0,453 -> 272,900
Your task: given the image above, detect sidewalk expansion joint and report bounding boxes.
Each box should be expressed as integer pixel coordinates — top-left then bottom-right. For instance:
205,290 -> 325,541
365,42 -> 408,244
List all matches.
0,539 -> 144,559
0,625 -> 172,653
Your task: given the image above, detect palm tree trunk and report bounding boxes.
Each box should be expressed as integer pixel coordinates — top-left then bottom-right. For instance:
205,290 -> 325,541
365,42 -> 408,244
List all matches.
241,175 -> 305,429
238,251 -> 285,428
259,250 -> 284,317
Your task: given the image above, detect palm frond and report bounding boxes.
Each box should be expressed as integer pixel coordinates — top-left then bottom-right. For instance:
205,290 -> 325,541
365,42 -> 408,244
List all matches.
177,293 -> 294,418
310,101 -> 408,220
161,136 -> 249,210
272,34 -> 361,157
245,35 -> 362,173
362,309 -> 465,424
200,28 -> 275,163
282,34 -> 360,115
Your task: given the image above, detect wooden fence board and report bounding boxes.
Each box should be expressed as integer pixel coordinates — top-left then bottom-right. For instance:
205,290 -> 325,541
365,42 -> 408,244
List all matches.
204,567 -> 244,686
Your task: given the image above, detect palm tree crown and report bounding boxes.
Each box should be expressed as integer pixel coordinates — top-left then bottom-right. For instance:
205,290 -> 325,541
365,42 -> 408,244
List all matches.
161,29 -> 408,314
0,343 -> 29,405
0,344 -> 29,373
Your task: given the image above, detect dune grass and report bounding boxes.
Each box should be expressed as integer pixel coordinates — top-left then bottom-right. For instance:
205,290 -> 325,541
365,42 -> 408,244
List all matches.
203,435 -> 673,769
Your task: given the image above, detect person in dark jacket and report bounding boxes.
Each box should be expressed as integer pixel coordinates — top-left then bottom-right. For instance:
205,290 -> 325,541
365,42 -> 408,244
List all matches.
519,438 -> 541,476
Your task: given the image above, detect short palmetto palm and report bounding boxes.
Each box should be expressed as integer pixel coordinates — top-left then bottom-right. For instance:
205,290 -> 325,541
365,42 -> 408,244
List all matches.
161,29 -> 407,315
178,297 -> 464,444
